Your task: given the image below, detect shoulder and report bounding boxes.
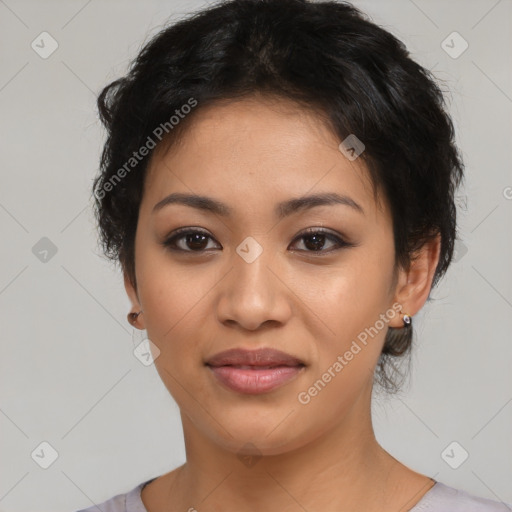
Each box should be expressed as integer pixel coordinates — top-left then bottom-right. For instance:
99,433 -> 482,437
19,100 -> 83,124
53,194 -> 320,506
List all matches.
74,478 -> 155,512
412,481 -> 512,511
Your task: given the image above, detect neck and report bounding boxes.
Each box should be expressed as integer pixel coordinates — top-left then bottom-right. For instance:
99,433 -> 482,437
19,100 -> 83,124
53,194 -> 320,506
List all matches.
159,388 -> 421,512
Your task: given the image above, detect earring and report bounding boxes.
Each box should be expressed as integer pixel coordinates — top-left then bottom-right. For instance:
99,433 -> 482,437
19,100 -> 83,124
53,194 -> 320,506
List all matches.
402,312 -> 412,327
128,310 -> 143,325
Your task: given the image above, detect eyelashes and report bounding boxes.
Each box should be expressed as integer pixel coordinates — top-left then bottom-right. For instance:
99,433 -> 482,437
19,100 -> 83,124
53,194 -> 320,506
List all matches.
162,227 -> 355,255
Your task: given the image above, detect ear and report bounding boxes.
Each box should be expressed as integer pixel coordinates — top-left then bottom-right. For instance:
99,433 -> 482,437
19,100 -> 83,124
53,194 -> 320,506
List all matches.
124,272 -> 146,329
389,233 -> 441,328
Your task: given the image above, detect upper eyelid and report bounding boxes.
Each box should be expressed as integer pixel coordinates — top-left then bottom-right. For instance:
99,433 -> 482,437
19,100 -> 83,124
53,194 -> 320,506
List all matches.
166,226 -> 344,240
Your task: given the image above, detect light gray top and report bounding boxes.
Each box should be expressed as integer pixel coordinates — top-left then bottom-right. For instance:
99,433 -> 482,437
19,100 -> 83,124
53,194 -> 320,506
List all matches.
75,478 -> 512,511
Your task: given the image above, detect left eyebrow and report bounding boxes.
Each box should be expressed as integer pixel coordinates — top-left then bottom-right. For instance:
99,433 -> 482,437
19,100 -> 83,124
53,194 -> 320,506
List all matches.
152,191 -> 364,217
276,192 -> 364,217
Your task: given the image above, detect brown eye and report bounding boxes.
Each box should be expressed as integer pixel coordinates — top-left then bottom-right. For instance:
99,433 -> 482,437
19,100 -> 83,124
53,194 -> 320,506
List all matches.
289,229 -> 353,254
163,228 -> 220,252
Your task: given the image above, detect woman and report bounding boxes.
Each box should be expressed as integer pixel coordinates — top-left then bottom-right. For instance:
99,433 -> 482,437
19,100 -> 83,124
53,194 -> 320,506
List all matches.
77,0 -> 510,510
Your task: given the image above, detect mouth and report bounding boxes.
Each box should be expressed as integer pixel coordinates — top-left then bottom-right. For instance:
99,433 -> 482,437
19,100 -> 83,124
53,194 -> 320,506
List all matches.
205,347 -> 306,394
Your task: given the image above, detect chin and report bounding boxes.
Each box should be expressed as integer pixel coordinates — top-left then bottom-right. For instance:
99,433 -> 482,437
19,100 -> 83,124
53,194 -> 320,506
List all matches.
203,409 -> 310,455
218,430 -> 305,459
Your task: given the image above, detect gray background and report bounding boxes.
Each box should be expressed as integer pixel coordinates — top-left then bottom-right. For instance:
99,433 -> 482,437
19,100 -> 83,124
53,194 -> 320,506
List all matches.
0,0 -> 511,510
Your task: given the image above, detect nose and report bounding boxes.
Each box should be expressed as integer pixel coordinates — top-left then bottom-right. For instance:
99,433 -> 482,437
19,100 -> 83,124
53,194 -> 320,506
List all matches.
214,242 -> 292,332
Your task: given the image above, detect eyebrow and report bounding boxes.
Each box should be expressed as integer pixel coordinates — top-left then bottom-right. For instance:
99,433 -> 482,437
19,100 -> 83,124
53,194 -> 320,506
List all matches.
152,191 -> 364,218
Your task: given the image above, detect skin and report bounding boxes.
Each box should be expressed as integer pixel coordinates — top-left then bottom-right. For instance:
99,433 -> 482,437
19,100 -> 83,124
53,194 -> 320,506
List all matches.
124,93 -> 441,512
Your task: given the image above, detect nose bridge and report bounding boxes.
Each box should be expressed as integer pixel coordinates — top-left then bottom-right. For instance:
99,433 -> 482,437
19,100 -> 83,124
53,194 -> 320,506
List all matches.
215,234 -> 290,330
232,234 -> 275,300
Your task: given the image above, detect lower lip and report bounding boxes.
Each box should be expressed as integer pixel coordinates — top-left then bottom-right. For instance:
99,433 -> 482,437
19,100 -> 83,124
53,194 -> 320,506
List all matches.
207,365 -> 305,394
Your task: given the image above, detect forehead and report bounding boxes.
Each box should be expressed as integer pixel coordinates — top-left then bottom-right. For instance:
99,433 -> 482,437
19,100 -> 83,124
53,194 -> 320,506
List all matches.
142,96 -> 383,220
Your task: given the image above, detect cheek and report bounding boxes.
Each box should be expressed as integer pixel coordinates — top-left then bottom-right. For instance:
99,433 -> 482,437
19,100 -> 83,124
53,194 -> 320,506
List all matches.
137,264 -> 212,405
135,244 -> 227,374
309,251 -> 393,332
305,248 -> 395,380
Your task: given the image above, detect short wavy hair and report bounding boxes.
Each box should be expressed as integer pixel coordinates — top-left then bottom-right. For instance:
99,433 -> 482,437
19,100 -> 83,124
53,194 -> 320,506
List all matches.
92,0 -> 464,392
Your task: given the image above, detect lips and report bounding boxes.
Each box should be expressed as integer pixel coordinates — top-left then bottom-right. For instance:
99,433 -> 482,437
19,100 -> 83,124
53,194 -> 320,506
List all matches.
205,348 -> 306,394
205,347 -> 305,368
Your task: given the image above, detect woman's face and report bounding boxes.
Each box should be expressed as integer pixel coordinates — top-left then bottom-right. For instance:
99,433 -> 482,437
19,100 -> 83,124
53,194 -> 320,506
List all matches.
126,95 -> 407,456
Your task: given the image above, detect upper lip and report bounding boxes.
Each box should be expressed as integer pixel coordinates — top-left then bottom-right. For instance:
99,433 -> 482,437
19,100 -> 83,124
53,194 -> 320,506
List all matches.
205,348 -> 305,367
